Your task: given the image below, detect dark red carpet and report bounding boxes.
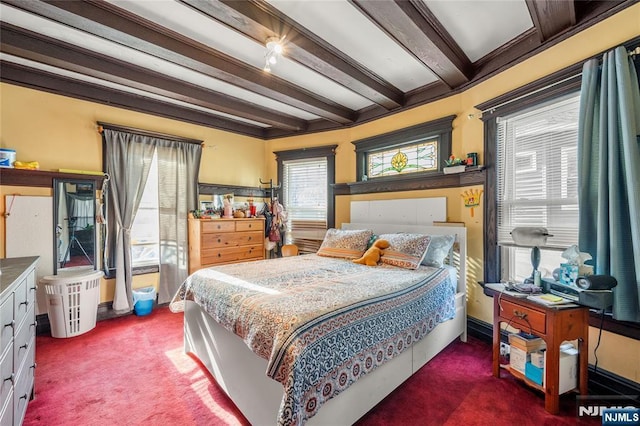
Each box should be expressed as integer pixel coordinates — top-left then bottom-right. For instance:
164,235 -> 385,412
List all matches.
24,307 -> 598,425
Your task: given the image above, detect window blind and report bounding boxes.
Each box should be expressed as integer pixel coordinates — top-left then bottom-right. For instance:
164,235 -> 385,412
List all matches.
496,92 -> 580,250
283,157 -> 327,251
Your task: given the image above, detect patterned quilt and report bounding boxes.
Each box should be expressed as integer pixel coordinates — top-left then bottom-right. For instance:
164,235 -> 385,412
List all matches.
170,254 -> 456,425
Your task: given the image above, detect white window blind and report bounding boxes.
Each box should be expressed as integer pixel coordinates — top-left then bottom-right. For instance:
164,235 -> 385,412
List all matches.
497,93 -> 580,251
283,157 -> 327,251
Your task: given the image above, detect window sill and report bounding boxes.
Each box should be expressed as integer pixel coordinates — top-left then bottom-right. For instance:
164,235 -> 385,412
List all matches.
332,168 -> 486,196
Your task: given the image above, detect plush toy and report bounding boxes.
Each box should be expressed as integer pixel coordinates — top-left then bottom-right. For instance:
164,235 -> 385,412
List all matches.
353,239 -> 390,266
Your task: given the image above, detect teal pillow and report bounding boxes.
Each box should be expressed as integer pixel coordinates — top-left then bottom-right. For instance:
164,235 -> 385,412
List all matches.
422,234 -> 456,267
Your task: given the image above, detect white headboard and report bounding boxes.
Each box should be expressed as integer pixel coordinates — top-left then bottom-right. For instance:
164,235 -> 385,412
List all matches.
341,222 -> 467,295
350,197 -> 446,225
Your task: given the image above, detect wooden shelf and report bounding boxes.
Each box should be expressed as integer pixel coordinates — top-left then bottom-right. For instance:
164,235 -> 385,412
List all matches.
0,168 -> 105,188
332,168 -> 485,196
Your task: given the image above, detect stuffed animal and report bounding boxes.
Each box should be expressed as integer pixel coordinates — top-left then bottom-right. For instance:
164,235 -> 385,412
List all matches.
353,239 -> 390,266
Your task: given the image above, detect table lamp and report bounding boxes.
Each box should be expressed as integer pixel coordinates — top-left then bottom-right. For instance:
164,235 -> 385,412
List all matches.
510,227 -> 552,284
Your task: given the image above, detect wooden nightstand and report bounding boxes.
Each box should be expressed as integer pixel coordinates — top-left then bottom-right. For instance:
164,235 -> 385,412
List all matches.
485,285 -> 589,414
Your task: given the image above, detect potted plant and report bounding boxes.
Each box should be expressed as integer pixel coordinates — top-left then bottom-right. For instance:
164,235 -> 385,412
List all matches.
443,155 -> 467,174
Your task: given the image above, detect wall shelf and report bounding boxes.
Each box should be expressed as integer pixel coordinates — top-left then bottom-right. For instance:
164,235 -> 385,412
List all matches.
332,168 -> 486,196
0,168 -> 105,188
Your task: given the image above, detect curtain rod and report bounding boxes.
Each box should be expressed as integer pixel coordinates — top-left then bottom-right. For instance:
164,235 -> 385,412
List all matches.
479,73 -> 582,115
97,121 -> 203,146
476,40 -> 640,117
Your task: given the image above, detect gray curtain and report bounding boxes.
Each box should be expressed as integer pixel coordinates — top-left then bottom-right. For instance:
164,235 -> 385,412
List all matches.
156,140 -> 201,304
104,129 -> 156,313
578,46 -> 640,322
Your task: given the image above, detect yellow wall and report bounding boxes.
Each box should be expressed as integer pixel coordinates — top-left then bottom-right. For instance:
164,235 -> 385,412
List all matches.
1,5 -> 638,382
265,5 -> 640,382
0,83 -> 266,301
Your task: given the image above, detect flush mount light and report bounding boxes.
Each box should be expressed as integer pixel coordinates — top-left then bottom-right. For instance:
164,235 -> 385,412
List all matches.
264,36 -> 284,72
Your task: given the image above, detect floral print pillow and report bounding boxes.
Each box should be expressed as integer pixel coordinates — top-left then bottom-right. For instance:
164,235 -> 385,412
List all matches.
378,233 -> 432,270
317,228 -> 373,259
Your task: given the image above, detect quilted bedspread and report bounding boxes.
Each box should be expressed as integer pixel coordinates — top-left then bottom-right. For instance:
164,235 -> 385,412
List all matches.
171,254 -> 456,425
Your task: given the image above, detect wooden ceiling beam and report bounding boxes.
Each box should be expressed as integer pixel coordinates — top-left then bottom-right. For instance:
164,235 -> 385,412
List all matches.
5,0 -> 355,125
0,62 -> 266,138
351,0 -> 472,89
181,0 -> 404,109
526,0 -> 576,42
0,24 -> 308,131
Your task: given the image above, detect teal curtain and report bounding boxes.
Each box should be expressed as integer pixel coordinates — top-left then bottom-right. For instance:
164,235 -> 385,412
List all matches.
578,46 -> 640,322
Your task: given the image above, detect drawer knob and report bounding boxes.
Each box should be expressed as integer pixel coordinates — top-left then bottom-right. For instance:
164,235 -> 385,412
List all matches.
19,394 -> 28,401
217,239 -> 221,243
20,300 -> 29,307
248,224 -> 252,228
4,320 -> 15,329
31,363 -> 37,370
30,286 -> 37,291
217,225 -> 221,229
3,374 -> 14,384
218,253 -> 221,257
248,236 -> 252,241
20,342 -> 28,351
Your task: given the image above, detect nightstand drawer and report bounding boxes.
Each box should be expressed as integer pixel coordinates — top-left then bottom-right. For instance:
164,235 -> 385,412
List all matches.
501,299 -> 546,335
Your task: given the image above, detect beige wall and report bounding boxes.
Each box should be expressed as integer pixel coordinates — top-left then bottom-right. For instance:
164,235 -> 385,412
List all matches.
1,4 -> 638,382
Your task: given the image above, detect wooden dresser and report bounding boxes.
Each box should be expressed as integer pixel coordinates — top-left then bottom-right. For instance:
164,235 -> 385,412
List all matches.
1,256 -> 38,426
188,218 -> 265,274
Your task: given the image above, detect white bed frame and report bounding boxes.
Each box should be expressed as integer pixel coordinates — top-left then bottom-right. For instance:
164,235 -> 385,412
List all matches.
184,223 -> 467,425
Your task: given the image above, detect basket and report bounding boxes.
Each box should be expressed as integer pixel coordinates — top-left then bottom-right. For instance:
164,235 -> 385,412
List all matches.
42,269 -> 102,338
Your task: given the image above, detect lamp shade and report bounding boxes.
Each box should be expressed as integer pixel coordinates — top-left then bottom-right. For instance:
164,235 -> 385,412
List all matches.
510,227 -> 551,247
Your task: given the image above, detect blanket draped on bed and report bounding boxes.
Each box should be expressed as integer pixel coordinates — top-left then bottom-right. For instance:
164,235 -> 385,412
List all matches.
170,254 -> 456,425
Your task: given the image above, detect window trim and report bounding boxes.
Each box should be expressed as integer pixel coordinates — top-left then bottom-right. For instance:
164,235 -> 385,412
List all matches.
274,145 -> 337,229
478,54 -> 640,340
352,115 -> 455,182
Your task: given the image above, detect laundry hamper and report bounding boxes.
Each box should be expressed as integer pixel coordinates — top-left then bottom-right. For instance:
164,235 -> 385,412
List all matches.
42,269 -> 102,338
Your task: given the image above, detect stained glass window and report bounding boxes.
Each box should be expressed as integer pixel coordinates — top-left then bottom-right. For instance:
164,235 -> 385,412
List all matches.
368,140 -> 438,178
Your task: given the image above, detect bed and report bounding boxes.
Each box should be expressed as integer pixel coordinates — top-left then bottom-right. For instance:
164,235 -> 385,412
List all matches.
171,223 -> 467,425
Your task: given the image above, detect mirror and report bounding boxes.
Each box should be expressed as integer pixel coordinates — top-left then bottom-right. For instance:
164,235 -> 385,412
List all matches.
54,179 -> 97,274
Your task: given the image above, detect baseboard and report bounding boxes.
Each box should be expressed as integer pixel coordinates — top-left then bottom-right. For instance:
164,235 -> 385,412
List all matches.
36,300 -> 169,336
466,317 -> 640,397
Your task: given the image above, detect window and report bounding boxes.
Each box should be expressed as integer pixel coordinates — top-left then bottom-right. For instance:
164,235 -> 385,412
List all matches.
282,157 -> 327,252
367,140 -> 438,178
275,145 -> 336,254
496,92 -> 580,282
130,152 -> 160,267
353,116 -> 454,182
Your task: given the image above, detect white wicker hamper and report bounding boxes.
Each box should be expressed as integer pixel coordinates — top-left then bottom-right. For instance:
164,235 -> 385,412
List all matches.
41,269 -> 102,338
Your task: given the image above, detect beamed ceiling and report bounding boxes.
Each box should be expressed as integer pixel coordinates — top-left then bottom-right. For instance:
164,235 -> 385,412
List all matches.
0,0 -> 636,139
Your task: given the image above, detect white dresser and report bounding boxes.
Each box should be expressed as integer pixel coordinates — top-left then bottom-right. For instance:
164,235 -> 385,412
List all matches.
1,257 -> 38,426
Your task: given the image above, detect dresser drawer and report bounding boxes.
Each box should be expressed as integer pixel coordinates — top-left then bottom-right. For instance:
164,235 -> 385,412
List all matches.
202,231 -> 264,249
0,348 -> 13,416
201,221 -> 236,233
236,220 -> 264,232
13,277 -> 29,331
201,244 -> 264,266
500,299 -> 546,335
0,296 -> 13,357
1,387 -> 12,426
13,341 -> 34,426
13,305 -> 35,374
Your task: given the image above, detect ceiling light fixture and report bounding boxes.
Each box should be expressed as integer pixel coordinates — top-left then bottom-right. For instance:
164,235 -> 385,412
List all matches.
263,36 -> 284,72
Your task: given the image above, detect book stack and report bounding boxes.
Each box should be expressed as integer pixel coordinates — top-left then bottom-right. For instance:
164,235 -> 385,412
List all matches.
508,332 -> 546,374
